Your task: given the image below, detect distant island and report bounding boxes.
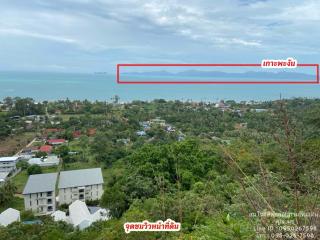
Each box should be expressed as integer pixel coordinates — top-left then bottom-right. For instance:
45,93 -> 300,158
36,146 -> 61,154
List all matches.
122,70 -> 315,80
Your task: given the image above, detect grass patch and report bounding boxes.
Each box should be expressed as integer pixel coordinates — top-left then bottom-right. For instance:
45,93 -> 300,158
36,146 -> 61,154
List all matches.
62,161 -> 99,171
12,166 -> 58,193
42,166 -> 59,174
0,196 -> 24,212
60,114 -> 85,121
12,171 -> 28,194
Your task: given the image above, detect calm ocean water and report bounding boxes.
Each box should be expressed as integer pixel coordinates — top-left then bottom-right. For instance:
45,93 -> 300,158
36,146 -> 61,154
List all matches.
0,71 -> 320,102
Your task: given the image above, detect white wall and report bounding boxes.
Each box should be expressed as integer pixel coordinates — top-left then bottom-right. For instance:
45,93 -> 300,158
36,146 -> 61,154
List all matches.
59,184 -> 103,205
0,161 -> 16,173
23,191 -> 56,215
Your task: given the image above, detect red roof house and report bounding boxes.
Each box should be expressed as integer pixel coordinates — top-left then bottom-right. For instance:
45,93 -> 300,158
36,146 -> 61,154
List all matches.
47,139 -> 66,145
44,128 -> 62,134
43,128 -> 63,138
39,145 -> 53,153
87,128 -> 96,136
73,131 -> 82,139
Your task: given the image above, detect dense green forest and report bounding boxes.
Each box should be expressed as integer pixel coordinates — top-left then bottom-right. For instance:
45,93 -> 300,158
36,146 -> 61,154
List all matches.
0,97 -> 320,239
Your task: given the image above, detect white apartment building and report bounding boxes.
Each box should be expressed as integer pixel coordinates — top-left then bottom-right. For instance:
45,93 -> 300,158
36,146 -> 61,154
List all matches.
0,156 -> 19,173
58,168 -> 104,205
23,173 -> 58,215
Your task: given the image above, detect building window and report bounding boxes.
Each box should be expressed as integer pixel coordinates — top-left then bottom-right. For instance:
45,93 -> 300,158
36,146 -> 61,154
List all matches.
47,191 -> 52,197
79,189 -> 84,193
47,198 -> 52,204
79,194 -> 84,200
47,206 -> 53,212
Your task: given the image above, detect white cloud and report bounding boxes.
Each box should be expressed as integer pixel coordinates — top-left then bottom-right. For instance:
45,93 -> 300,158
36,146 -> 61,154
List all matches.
231,38 -> 261,46
0,28 -> 77,44
272,0 -> 320,22
0,0 -> 318,71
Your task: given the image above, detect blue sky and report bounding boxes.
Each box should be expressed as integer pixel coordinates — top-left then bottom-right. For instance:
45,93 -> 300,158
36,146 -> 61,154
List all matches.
0,0 -> 319,73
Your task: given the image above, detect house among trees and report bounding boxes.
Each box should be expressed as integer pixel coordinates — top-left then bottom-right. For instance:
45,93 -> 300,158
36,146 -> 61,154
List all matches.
73,130 -> 82,139
87,128 -> 96,136
23,173 -> 58,215
22,146 -> 40,154
39,145 -> 53,154
150,117 -> 166,126
28,155 -> 60,167
139,121 -> 151,130
43,128 -> 62,138
136,130 -> 146,136
215,100 -> 230,111
58,168 -> 104,205
234,122 -> 248,130
44,128 -> 62,134
47,139 -> 66,145
252,108 -> 268,113
19,146 -> 40,160
166,125 -> 176,132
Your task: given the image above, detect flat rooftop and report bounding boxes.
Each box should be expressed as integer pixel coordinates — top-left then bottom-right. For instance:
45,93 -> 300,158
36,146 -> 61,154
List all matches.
0,157 -> 19,162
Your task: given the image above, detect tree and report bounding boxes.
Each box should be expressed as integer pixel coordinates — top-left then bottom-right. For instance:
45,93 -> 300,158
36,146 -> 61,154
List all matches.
0,181 -> 17,205
54,145 -> 69,158
181,170 -> 194,190
16,160 -> 29,170
3,97 -> 14,109
0,117 -> 11,139
100,187 -> 127,218
27,165 -> 42,175
35,151 -> 47,158
12,97 -> 44,116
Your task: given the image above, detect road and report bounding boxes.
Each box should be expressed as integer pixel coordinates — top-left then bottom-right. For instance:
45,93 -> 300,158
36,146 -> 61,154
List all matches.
14,137 -> 37,156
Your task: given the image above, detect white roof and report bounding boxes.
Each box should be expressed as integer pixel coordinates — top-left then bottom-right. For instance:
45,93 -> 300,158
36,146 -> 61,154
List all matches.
51,210 -> 67,222
0,208 -> 20,226
58,168 -> 103,189
45,155 -> 60,164
0,172 -> 10,181
0,157 -> 19,162
69,200 -> 92,227
68,200 -> 109,230
91,208 -> 109,222
78,219 -> 92,230
28,156 -> 59,167
28,158 -> 43,165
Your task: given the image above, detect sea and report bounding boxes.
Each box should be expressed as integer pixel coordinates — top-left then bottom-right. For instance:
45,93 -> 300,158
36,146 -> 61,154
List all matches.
0,71 -> 319,102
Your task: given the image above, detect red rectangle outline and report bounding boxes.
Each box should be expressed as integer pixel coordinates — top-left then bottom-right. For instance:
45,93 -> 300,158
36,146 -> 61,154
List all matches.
116,63 -> 319,84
